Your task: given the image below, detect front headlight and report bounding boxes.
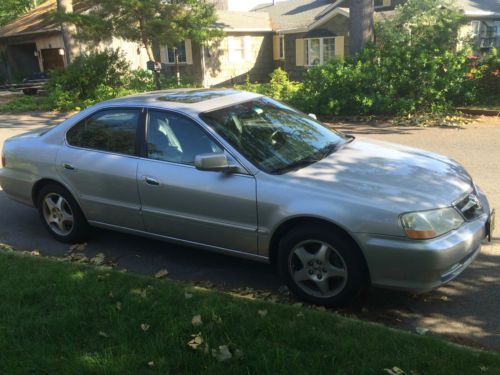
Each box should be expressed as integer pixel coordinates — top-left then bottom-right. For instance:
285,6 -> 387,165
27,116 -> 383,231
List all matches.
400,207 -> 464,239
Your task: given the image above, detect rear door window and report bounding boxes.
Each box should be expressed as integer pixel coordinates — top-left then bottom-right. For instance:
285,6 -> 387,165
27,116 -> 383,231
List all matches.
67,109 -> 140,156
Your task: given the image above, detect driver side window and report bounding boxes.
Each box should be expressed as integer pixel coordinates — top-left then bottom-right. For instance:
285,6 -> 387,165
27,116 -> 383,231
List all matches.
146,110 -> 222,165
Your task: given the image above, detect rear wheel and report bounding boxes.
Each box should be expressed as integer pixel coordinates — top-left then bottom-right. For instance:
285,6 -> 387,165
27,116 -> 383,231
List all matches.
37,184 -> 89,243
277,225 -> 368,306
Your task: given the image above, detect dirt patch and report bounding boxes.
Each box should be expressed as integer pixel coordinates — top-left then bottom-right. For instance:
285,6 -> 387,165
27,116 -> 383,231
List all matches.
0,92 -> 22,105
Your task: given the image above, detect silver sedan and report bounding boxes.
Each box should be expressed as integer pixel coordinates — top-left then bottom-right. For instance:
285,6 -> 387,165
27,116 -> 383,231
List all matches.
0,89 -> 494,306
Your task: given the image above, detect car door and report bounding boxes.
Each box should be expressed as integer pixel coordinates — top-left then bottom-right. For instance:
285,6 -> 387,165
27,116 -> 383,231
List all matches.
56,108 -> 144,230
137,109 -> 258,254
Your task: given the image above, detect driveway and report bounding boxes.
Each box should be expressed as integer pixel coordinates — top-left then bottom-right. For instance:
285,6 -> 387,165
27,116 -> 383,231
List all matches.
0,112 -> 499,350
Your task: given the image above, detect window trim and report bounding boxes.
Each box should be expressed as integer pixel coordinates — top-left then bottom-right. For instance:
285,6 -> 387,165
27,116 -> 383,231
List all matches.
304,37 -> 336,67
64,107 -> 146,158
142,108 -> 250,175
165,41 -> 188,65
279,35 -> 285,60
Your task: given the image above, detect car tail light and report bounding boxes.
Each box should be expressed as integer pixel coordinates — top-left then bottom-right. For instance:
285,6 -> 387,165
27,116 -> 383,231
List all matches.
1,151 -> 5,168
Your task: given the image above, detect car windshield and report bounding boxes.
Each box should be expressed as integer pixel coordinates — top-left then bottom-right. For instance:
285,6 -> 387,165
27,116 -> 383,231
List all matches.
200,98 -> 349,174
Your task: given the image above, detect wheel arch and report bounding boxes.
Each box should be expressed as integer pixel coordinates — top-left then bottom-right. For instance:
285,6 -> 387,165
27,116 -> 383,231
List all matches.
32,178 -> 82,213
268,216 -> 371,282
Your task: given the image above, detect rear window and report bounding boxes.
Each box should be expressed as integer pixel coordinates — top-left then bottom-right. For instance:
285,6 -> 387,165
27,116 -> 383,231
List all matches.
66,109 -> 140,156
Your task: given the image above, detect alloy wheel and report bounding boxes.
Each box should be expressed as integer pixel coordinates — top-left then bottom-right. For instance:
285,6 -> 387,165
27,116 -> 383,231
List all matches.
288,240 -> 348,298
42,193 -> 74,236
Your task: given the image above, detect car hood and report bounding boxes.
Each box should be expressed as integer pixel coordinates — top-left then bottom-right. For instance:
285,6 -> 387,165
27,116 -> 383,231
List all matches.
288,138 -> 473,212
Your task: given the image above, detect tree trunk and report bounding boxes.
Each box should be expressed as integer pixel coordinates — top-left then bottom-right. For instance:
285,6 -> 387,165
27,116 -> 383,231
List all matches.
57,0 -> 77,65
349,0 -> 375,56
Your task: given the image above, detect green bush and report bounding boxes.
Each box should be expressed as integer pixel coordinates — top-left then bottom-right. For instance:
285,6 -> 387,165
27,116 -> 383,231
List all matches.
296,0 -> 472,115
466,49 -> 500,105
236,68 -> 301,104
47,48 -> 131,110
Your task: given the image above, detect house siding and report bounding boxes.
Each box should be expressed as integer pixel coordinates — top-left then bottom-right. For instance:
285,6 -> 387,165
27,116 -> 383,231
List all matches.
278,14 -> 349,80
158,32 -> 274,87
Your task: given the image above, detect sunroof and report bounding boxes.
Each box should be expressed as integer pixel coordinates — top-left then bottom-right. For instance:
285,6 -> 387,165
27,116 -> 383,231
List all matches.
157,89 -> 240,104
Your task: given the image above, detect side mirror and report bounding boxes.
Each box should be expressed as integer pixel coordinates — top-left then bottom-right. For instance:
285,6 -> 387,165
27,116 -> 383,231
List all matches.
308,113 -> 318,120
194,153 -> 240,173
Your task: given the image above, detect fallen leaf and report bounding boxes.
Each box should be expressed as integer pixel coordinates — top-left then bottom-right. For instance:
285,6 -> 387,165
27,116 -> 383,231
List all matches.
29,250 -> 41,256
98,331 -> 109,338
185,291 -> 193,299
211,345 -> 232,362
187,333 -> 203,350
154,269 -> 169,279
191,314 -> 203,327
440,296 -> 449,301
147,361 -> 155,368
384,367 -> 406,375
116,302 -> 122,311
90,253 -> 105,265
278,285 -> 289,294
257,309 -> 268,318
69,243 -> 87,253
141,323 -> 150,332
415,327 -> 429,335
0,243 -> 14,252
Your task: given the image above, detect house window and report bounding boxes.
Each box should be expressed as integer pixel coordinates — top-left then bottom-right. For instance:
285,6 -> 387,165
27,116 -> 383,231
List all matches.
374,0 -> 391,6
166,42 -> 187,64
470,21 -> 481,37
495,21 -> 500,36
279,35 -> 285,60
305,37 -> 336,66
232,36 -> 245,61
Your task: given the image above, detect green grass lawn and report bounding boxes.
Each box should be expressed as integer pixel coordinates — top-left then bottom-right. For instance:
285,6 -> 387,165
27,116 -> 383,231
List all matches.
0,251 -> 499,375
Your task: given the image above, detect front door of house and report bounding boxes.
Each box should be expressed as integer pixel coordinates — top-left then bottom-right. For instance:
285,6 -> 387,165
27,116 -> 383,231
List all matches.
41,48 -> 65,71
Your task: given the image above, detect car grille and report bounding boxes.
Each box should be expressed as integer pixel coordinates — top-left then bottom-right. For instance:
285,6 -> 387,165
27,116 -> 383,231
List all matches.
454,187 -> 484,221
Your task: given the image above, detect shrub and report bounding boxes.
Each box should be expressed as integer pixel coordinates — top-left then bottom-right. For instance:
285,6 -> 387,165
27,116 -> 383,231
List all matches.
466,49 -> 500,104
46,48 -> 131,110
296,0 -> 472,115
236,68 -> 301,104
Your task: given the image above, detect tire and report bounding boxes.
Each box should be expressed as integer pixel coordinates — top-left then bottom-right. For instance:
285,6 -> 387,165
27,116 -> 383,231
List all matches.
37,183 -> 89,243
277,224 -> 368,307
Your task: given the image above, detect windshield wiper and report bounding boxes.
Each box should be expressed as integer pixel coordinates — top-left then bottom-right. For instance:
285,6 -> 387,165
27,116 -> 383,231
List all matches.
270,157 -> 320,175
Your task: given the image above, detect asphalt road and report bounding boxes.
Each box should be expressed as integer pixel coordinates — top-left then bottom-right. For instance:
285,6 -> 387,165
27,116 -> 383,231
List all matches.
1,112 -> 499,350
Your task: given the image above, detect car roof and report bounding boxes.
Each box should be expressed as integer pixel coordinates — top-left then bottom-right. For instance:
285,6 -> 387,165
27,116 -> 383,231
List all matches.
102,88 -> 263,115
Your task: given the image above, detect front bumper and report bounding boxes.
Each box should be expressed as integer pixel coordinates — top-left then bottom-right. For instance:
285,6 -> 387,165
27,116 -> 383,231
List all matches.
356,193 -> 491,293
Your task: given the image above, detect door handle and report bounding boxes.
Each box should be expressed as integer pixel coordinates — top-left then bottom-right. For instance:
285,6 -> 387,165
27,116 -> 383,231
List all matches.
63,163 -> 76,171
145,177 -> 160,186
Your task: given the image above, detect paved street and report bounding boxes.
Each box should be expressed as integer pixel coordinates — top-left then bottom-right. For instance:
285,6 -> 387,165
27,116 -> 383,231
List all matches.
0,112 -> 499,350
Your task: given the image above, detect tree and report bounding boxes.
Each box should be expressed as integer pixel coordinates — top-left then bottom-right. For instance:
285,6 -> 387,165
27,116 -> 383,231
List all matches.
57,0 -> 77,64
0,0 -> 42,26
54,0 -> 221,62
349,0 -> 375,56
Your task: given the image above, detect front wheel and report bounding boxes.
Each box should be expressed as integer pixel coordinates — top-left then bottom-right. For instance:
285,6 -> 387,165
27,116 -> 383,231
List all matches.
37,184 -> 89,243
277,225 -> 368,306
